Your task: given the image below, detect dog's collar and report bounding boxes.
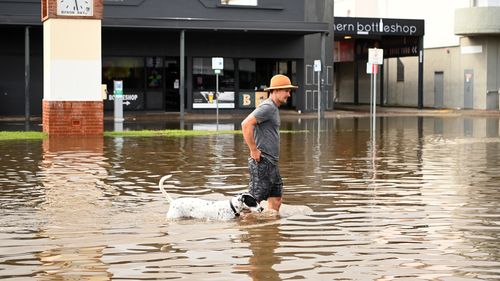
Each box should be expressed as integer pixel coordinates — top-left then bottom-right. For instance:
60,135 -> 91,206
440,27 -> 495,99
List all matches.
229,200 -> 240,217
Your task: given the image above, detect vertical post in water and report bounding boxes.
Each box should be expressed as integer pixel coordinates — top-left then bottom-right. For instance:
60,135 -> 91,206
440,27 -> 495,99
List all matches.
25,26 -> 30,124
320,32 -> 326,119
179,30 -> 185,121
317,70 -> 321,120
216,72 -> 219,131
372,64 -> 377,139
212,57 -> 224,131
369,64 -> 373,120
314,59 -> 322,121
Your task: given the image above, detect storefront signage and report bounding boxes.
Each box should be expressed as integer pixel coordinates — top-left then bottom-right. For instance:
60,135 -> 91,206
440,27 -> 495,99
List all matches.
108,94 -> 138,102
105,91 -> 143,110
212,57 -> 224,70
193,91 -> 235,109
334,17 -> 424,37
314,60 -> 321,72
239,91 -> 268,108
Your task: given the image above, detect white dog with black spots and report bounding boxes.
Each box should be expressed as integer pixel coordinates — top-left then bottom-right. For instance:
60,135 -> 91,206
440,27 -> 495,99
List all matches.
158,175 -> 263,221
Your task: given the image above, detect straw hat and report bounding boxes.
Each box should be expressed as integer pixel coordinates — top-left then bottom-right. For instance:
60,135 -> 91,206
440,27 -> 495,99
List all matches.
264,74 -> 298,92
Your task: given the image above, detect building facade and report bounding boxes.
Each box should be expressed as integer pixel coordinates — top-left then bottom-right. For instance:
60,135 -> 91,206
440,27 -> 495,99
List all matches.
334,0 -> 500,110
0,0 -> 334,117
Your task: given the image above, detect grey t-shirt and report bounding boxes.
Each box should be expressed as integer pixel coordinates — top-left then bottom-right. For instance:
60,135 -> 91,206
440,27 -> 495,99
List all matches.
251,98 -> 280,164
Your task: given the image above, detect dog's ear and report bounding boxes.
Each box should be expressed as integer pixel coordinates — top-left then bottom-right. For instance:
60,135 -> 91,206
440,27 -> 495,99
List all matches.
241,194 -> 258,207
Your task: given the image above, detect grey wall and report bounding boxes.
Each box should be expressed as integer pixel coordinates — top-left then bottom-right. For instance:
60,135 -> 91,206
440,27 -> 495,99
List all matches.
381,36 -> 498,110
302,0 -> 334,112
105,0 -> 305,22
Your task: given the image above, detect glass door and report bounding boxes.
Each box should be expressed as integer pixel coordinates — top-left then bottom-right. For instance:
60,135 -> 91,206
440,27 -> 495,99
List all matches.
164,58 -> 180,112
145,57 -> 164,110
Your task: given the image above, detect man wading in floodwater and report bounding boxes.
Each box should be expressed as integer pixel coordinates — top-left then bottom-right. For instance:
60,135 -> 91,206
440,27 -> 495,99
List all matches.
241,74 -> 298,212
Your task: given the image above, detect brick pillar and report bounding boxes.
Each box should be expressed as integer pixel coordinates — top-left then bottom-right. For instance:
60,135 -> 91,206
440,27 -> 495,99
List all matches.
43,100 -> 103,136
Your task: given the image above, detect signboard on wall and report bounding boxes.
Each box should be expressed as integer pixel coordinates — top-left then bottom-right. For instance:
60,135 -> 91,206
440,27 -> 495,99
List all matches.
334,17 -> 424,37
104,90 -> 143,110
239,91 -> 268,108
193,91 -> 235,109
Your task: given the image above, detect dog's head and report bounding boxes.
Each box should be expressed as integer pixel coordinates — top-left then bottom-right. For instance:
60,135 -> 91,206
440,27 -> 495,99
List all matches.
233,193 -> 263,214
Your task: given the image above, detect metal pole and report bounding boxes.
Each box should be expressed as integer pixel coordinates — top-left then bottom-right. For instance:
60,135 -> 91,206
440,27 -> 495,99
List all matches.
320,32 -> 326,119
180,30 -> 185,119
380,59 -> 384,106
24,26 -> 30,123
418,36 -> 424,109
354,54 -> 359,104
372,65 -> 377,139
332,4 -> 335,111
216,73 -> 219,131
317,71 -> 321,120
370,68 -> 373,118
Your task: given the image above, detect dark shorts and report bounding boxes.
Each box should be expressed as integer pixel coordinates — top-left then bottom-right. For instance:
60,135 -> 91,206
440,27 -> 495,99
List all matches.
248,156 -> 283,202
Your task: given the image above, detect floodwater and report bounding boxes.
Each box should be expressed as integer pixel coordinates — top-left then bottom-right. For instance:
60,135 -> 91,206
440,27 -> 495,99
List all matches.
1,116 -> 500,280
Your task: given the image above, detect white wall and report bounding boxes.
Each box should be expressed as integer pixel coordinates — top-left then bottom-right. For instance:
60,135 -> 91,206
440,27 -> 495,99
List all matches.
43,19 -> 102,101
334,0 -> 470,48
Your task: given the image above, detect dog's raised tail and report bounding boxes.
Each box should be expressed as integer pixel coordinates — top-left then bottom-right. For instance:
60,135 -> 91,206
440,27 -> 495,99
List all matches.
159,174 -> 174,203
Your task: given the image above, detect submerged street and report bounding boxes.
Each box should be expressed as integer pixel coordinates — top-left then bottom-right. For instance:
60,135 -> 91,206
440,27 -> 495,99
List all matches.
1,114 -> 500,280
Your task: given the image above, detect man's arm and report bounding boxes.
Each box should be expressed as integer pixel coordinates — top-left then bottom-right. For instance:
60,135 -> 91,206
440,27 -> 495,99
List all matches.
241,114 -> 261,162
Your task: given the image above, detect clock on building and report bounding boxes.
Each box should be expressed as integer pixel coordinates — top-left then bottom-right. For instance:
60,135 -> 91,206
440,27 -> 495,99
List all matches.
57,0 -> 94,16
41,0 -> 102,21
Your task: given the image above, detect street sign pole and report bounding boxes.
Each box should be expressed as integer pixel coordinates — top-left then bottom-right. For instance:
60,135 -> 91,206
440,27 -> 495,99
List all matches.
212,57 -> 224,131
369,64 -> 373,119
314,60 -> 322,120
368,48 -> 383,139
368,48 -> 383,178
372,64 -> 377,140
215,70 -> 219,131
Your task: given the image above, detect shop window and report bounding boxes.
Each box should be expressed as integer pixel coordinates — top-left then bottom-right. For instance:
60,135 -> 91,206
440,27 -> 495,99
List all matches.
103,57 -> 144,89
239,59 -> 256,90
220,0 -> 257,6
146,57 -> 163,89
193,57 -> 234,91
102,57 -> 145,110
193,57 -> 235,109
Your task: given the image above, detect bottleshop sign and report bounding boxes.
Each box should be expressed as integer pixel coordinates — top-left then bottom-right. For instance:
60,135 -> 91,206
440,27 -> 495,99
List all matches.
334,17 -> 424,37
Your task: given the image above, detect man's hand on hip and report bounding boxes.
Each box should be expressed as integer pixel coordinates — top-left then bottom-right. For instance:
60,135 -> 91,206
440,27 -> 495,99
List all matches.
250,149 -> 261,162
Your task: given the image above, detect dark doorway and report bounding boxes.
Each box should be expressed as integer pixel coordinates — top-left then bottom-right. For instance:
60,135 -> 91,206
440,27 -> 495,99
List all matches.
164,58 -> 180,112
145,56 -> 180,112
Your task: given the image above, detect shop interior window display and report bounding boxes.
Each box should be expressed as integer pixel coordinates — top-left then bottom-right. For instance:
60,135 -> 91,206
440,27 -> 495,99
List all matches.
192,57 -> 236,109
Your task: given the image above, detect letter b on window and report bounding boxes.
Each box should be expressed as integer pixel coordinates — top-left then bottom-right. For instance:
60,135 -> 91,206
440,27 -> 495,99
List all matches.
243,94 -> 251,106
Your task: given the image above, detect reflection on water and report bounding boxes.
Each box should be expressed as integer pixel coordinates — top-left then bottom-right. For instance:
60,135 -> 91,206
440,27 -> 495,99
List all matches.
1,116 -> 500,280
37,137 -> 110,280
